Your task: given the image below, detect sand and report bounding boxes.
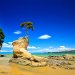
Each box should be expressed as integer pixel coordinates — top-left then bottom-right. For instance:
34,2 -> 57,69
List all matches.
0,57 -> 75,75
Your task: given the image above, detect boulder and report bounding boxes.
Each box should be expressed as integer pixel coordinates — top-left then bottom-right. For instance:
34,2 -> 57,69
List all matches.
10,36 -> 47,67
63,54 -> 75,60
0,54 -> 5,57
12,36 -> 32,58
31,61 -> 47,67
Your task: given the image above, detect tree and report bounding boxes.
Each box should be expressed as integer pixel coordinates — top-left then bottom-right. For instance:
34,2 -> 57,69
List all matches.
20,21 -> 34,36
0,28 -> 5,50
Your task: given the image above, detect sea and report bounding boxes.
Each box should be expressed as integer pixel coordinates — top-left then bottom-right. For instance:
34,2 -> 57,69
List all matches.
0,52 -> 75,57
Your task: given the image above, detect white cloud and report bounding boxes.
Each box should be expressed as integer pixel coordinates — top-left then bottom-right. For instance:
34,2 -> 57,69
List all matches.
14,30 -> 22,34
28,46 -> 40,49
45,46 -> 74,52
59,46 -> 65,48
38,34 -> 51,39
1,42 -> 75,53
58,46 -> 72,52
8,42 -> 13,45
0,49 -> 12,52
29,46 -> 75,53
2,42 -> 13,48
28,46 -> 37,49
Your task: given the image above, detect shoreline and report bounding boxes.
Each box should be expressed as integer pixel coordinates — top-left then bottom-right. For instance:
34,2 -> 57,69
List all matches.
0,59 -> 75,75
0,54 -> 75,75
0,52 -> 75,57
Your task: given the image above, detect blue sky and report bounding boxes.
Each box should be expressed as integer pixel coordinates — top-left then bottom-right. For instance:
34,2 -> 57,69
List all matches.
0,0 -> 75,53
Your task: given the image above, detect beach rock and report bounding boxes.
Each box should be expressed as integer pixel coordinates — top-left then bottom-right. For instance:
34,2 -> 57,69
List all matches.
47,55 -> 75,69
19,60 -> 31,66
47,59 -> 72,67
64,65 -> 75,70
48,54 -> 75,60
0,55 -> 5,57
10,56 -> 47,66
10,36 -> 47,67
48,56 -> 64,60
31,61 -> 47,67
63,54 -> 75,60
32,56 -> 48,62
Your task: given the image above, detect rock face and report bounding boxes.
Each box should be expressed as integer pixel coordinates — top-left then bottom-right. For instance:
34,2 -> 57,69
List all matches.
10,36 -> 47,67
48,55 -> 75,69
12,36 -> 32,58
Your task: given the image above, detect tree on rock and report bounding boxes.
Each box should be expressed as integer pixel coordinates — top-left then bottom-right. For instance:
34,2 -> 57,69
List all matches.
20,21 -> 34,36
0,28 -> 5,50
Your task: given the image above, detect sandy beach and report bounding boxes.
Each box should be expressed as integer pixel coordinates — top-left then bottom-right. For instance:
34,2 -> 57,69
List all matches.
0,57 -> 75,75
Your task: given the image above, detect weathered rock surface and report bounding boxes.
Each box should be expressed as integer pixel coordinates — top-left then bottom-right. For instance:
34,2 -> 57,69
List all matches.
9,36 -> 75,69
48,54 -> 75,60
48,55 -> 75,69
12,36 -> 32,58
63,54 -> 75,60
10,36 -> 47,67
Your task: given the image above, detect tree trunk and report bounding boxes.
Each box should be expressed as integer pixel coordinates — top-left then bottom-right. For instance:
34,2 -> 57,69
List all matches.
26,28 -> 28,36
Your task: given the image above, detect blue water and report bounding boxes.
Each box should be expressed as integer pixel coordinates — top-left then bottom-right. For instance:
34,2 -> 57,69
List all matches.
0,52 -> 13,55
32,52 -> 75,57
0,52 -> 75,57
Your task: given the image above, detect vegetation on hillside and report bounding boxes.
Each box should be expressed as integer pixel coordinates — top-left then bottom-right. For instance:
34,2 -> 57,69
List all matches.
0,28 -> 5,50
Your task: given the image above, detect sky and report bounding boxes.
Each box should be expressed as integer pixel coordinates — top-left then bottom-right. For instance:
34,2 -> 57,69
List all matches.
0,0 -> 75,53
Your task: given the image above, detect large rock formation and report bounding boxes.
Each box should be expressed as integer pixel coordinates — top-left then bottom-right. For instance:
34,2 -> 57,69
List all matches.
12,36 -> 32,58
10,36 -> 47,67
10,36 -> 75,69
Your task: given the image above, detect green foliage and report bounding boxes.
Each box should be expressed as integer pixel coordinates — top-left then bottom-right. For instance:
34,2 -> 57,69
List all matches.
20,21 -> 34,35
0,28 -> 5,50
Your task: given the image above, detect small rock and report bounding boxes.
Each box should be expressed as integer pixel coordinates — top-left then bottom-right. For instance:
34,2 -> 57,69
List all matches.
0,55 -> 5,57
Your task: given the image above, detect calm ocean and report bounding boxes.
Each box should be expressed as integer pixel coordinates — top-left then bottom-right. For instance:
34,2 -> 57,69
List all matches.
0,52 -> 75,57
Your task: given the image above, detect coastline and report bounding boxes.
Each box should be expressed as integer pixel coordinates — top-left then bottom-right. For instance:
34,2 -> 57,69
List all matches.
0,54 -> 75,75
1,52 -> 75,57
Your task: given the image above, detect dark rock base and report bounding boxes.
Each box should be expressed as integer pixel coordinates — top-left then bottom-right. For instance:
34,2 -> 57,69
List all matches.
0,55 -> 5,57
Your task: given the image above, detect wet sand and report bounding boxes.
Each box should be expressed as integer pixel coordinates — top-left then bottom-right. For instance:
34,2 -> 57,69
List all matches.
0,57 -> 75,75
